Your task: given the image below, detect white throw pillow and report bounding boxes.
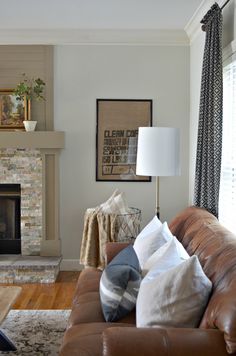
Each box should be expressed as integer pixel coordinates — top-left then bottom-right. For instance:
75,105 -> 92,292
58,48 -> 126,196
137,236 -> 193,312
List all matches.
137,215 -> 162,239
100,190 -> 129,214
136,255 -> 212,328
133,220 -> 171,269
161,222 -> 189,260
99,189 -> 119,211
142,236 -> 189,278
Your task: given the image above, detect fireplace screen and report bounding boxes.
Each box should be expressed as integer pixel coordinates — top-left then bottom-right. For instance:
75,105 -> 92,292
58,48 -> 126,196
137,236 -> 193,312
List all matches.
0,184 -> 21,254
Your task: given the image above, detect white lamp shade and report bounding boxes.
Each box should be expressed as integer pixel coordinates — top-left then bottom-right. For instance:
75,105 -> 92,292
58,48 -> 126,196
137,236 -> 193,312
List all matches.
136,127 -> 180,177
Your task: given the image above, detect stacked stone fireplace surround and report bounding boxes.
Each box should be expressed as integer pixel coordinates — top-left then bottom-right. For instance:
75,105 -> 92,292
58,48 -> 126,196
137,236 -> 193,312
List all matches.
0,148 -> 43,256
0,132 -> 64,283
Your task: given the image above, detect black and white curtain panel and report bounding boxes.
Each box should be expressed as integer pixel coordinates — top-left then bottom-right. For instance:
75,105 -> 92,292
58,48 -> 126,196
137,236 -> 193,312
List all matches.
194,3 -> 223,218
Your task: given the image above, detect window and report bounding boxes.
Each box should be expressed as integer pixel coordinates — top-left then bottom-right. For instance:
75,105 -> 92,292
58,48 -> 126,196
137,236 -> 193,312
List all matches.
219,52 -> 236,232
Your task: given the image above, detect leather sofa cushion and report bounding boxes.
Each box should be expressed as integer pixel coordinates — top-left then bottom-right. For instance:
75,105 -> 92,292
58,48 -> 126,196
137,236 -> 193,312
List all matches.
69,299 -> 105,327
60,322 -> 134,356
73,268 -> 101,301
103,326 -> 229,356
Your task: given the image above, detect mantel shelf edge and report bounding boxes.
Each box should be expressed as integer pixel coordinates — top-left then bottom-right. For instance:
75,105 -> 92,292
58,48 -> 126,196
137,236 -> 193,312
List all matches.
0,131 -> 65,149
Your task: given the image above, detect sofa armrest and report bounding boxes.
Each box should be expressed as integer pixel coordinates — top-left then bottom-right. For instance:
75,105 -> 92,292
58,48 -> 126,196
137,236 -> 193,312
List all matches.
103,327 -> 229,356
105,242 -> 130,264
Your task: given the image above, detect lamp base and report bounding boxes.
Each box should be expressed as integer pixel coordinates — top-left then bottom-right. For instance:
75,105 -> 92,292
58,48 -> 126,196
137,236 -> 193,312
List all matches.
156,207 -> 160,219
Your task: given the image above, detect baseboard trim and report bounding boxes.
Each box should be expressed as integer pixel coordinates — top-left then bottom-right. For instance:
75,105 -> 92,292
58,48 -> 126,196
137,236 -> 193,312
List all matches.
60,259 -> 83,271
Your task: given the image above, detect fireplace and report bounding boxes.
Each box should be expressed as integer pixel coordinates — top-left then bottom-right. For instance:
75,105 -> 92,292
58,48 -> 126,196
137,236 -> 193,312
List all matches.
0,184 -> 21,254
0,132 -> 65,283
0,132 -> 64,257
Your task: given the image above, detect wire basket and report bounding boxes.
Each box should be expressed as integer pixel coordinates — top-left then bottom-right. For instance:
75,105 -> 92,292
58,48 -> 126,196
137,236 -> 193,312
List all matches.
113,207 -> 141,243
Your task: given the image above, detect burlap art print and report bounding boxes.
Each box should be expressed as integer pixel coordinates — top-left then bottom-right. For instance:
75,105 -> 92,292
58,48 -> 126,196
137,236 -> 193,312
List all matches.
96,99 -> 152,181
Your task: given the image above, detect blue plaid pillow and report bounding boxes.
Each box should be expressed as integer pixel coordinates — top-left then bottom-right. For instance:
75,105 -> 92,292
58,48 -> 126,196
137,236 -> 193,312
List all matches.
100,245 -> 141,322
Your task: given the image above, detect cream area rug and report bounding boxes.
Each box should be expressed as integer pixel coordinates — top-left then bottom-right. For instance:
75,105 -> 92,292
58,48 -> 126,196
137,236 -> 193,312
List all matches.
0,309 -> 70,355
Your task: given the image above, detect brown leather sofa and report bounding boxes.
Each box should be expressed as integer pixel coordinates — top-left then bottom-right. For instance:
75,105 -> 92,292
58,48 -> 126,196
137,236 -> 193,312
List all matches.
60,206 -> 236,356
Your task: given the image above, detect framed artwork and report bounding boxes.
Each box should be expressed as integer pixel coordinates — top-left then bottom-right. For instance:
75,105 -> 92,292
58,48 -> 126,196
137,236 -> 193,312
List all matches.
0,90 -> 26,130
96,99 -> 152,182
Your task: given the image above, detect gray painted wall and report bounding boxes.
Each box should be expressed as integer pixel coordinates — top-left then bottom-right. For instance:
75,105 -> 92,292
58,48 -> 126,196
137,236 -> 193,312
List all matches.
54,45 -> 189,264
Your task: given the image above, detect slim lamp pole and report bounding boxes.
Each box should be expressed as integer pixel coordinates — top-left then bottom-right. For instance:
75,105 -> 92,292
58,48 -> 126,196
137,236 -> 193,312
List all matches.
156,176 -> 160,218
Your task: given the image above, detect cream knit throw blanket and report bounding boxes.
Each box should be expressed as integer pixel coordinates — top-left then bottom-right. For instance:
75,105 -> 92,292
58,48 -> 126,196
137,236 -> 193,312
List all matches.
80,208 -> 118,270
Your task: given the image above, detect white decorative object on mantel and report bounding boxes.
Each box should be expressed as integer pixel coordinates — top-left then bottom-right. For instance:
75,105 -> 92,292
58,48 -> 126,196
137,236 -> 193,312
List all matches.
23,120 -> 37,132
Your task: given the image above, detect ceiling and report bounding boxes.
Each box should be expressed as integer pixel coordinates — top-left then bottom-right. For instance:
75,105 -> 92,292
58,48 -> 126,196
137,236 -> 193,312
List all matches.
0,0 -> 203,30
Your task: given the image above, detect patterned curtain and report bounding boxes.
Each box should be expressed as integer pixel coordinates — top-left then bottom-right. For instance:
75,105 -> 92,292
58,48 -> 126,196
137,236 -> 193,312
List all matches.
194,3 -> 223,218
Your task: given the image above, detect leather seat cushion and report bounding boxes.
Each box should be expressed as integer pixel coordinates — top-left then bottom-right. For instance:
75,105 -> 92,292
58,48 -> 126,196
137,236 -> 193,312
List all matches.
60,322 -> 134,356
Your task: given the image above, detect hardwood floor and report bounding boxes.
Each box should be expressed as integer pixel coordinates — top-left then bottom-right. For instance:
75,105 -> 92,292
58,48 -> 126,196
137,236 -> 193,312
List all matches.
0,271 -> 80,310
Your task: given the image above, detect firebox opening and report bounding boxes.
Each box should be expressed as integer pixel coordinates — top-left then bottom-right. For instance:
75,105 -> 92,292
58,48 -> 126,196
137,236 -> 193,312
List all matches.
0,184 -> 21,254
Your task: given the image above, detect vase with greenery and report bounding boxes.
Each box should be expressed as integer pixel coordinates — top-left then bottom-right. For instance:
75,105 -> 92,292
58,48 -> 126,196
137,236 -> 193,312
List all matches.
14,73 -> 46,130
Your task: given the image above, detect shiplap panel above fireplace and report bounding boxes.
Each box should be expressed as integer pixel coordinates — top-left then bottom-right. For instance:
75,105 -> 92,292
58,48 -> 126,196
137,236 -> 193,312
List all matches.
0,45 -> 53,131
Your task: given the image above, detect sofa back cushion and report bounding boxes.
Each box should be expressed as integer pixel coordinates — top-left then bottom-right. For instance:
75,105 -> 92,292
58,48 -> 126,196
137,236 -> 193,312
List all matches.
169,206 -> 236,354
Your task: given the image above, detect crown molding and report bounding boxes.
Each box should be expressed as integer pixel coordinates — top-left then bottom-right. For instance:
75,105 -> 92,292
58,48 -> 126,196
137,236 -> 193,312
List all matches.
185,0 -> 225,43
0,29 -> 189,46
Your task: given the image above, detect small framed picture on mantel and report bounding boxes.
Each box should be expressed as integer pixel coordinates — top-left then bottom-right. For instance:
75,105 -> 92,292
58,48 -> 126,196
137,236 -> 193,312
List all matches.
0,89 -> 26,130
96,99 -> 152,182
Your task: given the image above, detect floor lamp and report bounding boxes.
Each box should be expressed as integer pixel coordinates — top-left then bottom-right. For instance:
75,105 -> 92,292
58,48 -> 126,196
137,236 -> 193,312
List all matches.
136,127 -> 180,218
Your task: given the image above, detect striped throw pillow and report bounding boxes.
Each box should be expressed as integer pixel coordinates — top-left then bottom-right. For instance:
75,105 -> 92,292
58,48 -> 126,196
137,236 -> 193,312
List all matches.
100,245 -> 141,322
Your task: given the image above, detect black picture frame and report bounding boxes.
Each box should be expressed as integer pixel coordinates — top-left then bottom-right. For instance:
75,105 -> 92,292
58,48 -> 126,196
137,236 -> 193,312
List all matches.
96,99 -> 152,182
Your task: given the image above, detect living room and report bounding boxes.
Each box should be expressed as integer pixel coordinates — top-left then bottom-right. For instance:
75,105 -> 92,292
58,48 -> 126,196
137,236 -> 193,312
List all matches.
0,0 -> 236,354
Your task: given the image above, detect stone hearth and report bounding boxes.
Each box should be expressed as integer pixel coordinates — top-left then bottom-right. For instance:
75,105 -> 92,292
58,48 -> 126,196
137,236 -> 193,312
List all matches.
0,255 -> 61,283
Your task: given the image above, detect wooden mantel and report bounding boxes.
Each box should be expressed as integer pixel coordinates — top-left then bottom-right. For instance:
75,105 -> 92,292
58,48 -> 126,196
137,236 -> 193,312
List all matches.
0,131 -> 65,149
